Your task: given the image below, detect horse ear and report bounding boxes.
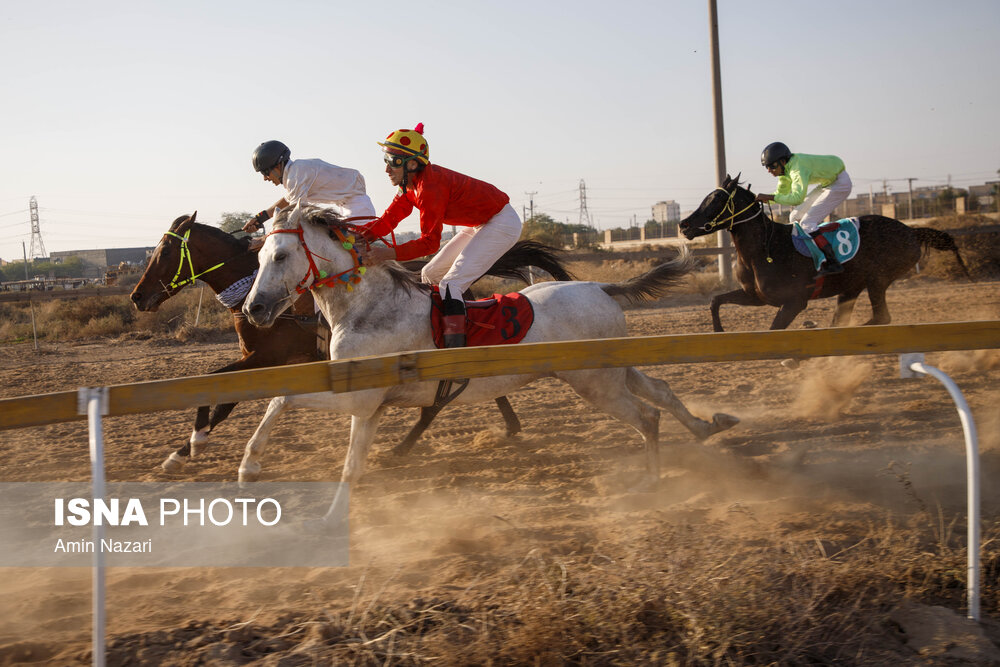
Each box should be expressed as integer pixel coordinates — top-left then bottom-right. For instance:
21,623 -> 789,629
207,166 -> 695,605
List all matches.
287,202 -> 304,227
190,211 -> 197,223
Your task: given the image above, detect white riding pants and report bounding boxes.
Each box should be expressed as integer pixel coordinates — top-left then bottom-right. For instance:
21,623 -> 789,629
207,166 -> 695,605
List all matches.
422,204 -> 523,300
790,170 -> 853,233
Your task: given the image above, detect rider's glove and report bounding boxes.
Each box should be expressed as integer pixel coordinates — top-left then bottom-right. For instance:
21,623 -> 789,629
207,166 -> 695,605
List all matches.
252,210 -> 271,229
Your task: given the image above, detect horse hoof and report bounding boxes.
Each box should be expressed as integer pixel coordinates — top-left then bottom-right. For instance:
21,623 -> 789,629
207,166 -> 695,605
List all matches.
238,465 -> 261,485
802,320 -> 818,329
711,413 -> 740,432
780,358 -> 800,369
630,474 -> 660,494
161,452 -> 186,473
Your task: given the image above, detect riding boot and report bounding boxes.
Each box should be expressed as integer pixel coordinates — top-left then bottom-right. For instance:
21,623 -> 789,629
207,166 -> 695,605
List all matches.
811,233 -> 845,276
435,287 -> 470,406
441,287 -> 467,348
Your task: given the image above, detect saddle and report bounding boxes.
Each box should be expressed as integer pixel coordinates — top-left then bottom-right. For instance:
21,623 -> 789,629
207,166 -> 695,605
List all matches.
791,218 -> 861,272
428,289 -> 534,349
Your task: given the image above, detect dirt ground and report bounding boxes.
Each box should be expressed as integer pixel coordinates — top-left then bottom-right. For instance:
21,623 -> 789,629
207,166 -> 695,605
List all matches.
1,274 -> 999,665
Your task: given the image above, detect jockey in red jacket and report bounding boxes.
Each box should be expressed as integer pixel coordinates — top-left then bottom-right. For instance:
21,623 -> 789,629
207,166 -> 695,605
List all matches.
361,123 -> 523,347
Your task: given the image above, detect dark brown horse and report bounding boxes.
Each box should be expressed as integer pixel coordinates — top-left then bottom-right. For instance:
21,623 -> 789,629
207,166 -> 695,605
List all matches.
130,212 -> 573,472
680,175 -> 971,332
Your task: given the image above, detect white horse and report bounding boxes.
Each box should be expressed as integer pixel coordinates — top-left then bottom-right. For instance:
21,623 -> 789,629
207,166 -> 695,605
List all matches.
241,205 -> 738,520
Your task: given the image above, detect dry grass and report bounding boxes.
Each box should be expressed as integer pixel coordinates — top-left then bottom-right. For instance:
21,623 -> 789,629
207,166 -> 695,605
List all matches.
0,286 -> 234,345
99,514 -> 999,665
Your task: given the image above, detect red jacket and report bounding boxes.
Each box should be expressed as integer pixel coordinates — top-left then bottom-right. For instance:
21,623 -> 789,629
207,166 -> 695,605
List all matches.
363,164 -> 510,261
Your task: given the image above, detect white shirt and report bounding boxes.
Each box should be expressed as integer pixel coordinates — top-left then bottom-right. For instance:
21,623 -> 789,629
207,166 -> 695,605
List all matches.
282,158 -> 376,219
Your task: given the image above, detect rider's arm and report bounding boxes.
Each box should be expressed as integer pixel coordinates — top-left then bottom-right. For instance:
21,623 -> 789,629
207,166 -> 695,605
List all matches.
773,168 -> 807,206
390,188 -> 448,262
243,197 -> 289,233
361,192 -> 413,239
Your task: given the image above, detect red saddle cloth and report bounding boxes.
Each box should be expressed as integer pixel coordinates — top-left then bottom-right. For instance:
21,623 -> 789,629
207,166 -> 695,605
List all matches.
429,289 -> 534,349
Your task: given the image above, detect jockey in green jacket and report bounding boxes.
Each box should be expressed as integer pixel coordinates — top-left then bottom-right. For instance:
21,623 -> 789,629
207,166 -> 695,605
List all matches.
755,142 -> 853,275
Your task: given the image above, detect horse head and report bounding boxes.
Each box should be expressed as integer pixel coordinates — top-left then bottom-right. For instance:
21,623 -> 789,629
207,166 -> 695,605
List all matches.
130,211 -> 199,311
243,204 -> 360,327
680,173 -> 758,240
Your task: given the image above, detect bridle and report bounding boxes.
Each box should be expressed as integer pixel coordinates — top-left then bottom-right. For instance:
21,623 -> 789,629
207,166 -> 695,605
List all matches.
162,229 -> 225,290
702,186 -> 763,232
264,224 -> 367,294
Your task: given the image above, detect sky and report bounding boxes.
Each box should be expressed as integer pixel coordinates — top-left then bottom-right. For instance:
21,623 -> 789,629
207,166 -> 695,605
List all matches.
1,0 -> 998,262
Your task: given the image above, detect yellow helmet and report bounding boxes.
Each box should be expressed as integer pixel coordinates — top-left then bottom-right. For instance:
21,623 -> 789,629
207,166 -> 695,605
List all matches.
378,122 -> 429,165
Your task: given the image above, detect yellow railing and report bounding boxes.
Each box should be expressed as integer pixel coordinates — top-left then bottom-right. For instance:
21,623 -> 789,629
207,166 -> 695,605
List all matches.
2,321 -> 998,431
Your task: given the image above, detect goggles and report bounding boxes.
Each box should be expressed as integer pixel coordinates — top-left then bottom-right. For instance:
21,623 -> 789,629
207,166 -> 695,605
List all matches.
383,152 -> 410,168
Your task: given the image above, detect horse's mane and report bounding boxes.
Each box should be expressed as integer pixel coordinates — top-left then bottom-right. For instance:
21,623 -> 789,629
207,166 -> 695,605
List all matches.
293,205 -> 429,294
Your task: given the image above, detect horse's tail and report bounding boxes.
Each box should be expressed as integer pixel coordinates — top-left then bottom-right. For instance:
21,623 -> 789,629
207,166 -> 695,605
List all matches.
485,240 -> 575,282
601,248 -> 693,305
915,228 -> 974,281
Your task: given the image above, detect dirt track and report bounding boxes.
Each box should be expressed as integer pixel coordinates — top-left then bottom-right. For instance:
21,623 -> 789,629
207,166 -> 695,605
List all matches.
1,276 -> 999,664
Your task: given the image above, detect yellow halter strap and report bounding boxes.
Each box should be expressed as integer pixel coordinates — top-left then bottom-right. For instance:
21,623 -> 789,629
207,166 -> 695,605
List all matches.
704,187 -> 762,231
164,230 -> 225,289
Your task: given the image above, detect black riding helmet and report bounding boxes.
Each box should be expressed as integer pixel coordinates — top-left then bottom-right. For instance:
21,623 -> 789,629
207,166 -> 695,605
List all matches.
252,140 -> 291,173
761,141 -> 792,168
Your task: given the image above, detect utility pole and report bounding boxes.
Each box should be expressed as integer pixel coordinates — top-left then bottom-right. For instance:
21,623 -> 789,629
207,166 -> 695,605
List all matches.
906,178 -> 917,220
22,242 -> 29,280
524,191 -> 537,220
869,184 -> 874,215
707,0 -> 733,284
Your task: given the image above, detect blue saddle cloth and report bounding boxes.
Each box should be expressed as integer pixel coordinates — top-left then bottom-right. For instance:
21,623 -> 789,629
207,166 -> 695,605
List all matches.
791,218 -> 861,271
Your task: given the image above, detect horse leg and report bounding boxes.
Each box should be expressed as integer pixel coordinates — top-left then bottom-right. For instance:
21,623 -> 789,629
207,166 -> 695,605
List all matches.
558,368 -> 661,477
238,395 -> 292,484
162,404 -> 213,472
711,289 -> 765,332
239,389 -> 386,483
392,405 -> 443,457
162,355 -> 262,472
394,394 -> 519,457
626,368 -> 739,441
322,408 -> 387,525
768,298 -> 808,330
864,283 -> 892,325
830,290 -> 862,327
496,396 -> 522,436
162,401 -> 242,472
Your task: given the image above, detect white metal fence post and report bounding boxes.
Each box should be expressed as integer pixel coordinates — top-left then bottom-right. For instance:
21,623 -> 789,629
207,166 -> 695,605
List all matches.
899,353 -> 981,622
78,387 -> 108,666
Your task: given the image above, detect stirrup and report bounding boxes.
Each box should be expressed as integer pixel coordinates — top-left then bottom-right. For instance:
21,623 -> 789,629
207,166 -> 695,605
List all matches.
818,261 -> 844,276
432,378 -> 469,409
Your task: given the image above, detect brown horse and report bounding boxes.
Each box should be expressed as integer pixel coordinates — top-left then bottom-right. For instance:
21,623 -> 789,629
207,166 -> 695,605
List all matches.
680,175 -> 971,332
130,212 -> 573,472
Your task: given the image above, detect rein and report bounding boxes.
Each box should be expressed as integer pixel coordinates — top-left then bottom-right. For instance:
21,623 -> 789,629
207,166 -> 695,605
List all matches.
265,225 -> 367,294
163,229 -> 225,290
704,187 -> 763,231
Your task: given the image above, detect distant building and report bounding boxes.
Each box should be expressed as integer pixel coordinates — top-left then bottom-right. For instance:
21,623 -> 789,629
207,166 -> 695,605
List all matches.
49,247 -> 153,278
651,200 -> 681,224
968,182 -> 999,211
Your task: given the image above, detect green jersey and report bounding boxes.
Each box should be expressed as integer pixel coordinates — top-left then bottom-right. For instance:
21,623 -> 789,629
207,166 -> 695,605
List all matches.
773,153 -> 845,206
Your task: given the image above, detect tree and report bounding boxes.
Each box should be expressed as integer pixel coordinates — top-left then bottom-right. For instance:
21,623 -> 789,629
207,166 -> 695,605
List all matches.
218,211 -> 254,238
521,213 -> 594,248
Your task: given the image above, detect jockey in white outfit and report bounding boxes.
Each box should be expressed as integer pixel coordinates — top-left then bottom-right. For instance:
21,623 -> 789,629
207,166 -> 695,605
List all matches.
243,140 -> 376,234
